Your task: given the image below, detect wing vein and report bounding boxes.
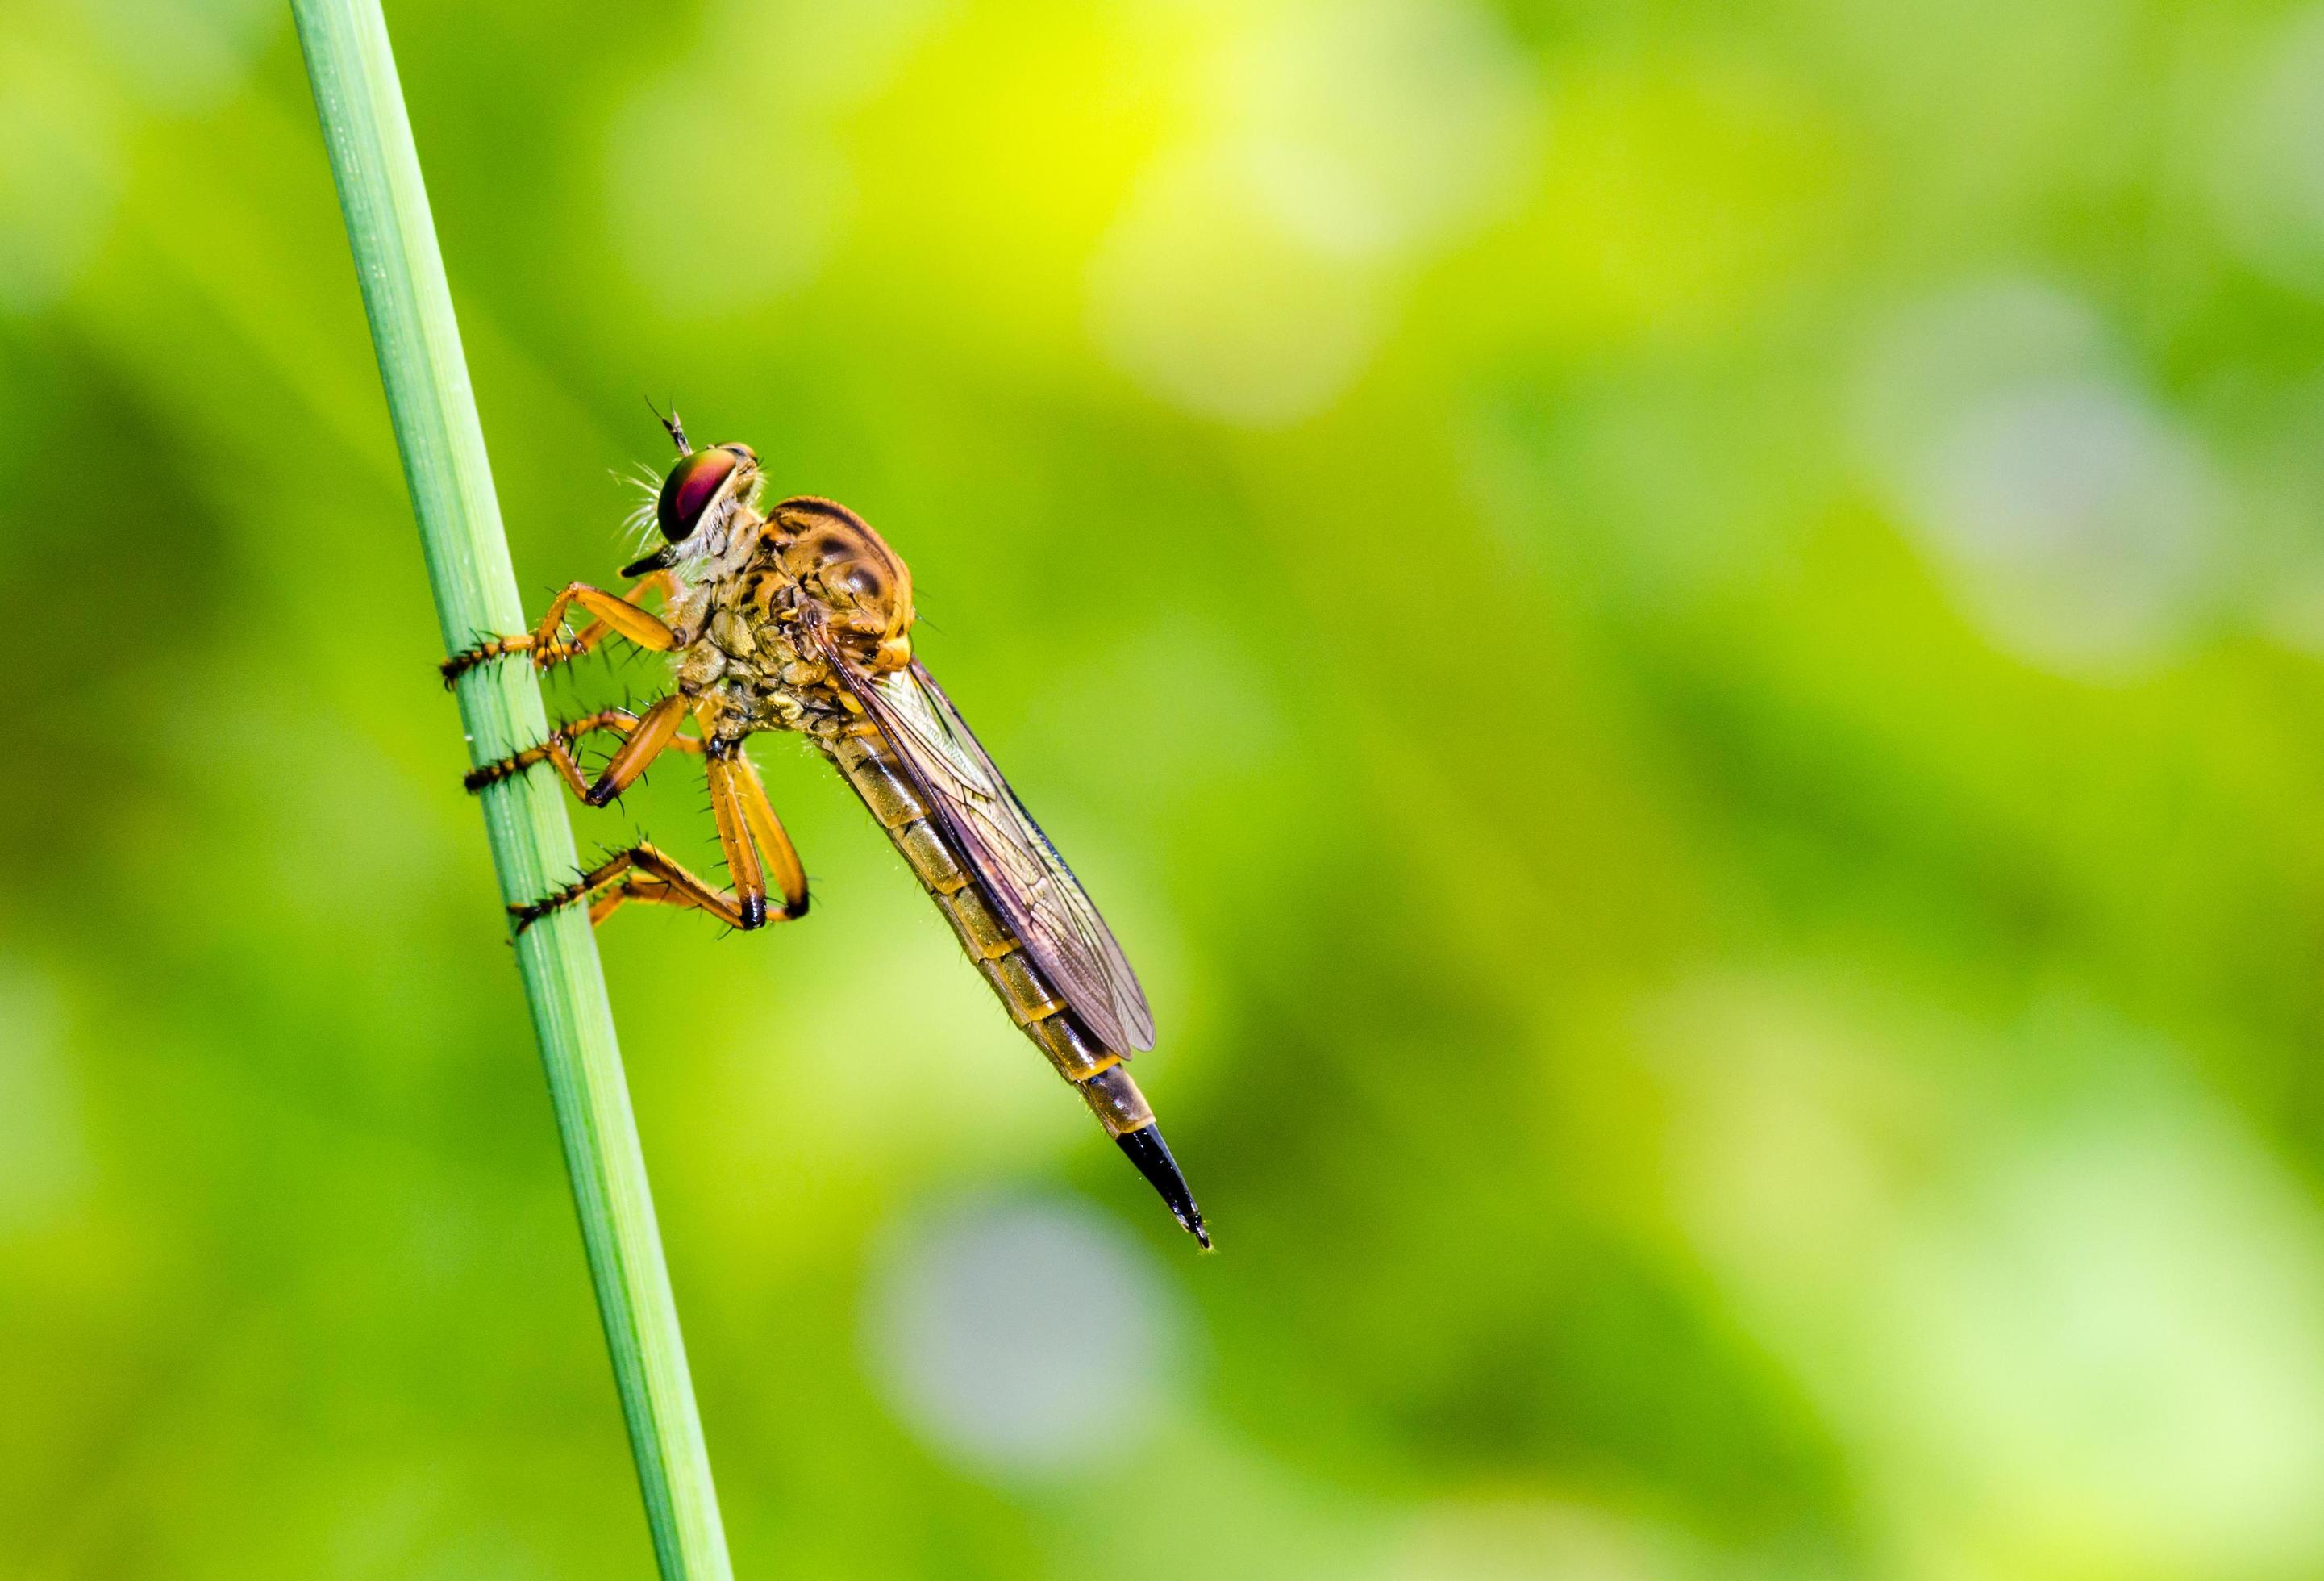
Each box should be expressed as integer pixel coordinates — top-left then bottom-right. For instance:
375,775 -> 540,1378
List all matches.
817,635 -> 1154,1052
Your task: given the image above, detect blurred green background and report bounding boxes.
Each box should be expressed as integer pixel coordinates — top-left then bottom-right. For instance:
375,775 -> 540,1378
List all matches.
10,0 -> 2324,1575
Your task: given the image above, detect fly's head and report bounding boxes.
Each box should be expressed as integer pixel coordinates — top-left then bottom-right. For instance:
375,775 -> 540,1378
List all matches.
621,440 -> 764,579
768,498 -> 917,674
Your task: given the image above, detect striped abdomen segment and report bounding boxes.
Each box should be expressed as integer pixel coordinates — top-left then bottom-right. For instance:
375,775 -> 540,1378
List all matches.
825,726 -> 1207,1245
825,729 -> 1160,1136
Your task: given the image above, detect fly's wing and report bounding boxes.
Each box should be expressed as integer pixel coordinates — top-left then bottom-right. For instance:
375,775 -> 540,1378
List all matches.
819,638 -> 1156,1053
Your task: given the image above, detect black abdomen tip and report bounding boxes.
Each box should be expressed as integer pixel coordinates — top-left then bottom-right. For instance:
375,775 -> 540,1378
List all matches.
1116,1125 -> 1210,1249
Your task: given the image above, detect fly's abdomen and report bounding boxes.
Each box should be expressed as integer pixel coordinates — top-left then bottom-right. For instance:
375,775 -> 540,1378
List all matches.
826,728 -> 1206,1244
829,728 -> 1126,1088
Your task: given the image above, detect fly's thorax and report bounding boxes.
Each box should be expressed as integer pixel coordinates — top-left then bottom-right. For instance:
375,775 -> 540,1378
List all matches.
766,497 -> 915,674
682,578 -> 859,738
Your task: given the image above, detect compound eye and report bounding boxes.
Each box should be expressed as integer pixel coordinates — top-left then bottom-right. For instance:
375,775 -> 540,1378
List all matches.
656,447 -> 739,541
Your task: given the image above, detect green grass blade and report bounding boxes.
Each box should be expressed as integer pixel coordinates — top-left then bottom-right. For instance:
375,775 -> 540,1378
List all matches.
289,3 -> 734,1575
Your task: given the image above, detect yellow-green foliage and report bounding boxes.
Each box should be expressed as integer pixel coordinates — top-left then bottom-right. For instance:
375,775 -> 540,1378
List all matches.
6,1 -> 2324,1577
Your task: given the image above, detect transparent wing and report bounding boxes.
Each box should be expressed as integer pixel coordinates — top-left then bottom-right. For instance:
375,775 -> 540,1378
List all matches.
823,642 -> 1156,1053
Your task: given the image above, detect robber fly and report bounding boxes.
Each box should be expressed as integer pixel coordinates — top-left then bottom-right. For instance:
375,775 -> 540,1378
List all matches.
442,415 -> 1207,1247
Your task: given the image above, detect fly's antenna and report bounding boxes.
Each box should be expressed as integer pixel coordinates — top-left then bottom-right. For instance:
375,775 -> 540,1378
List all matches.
644,394 -> 691,456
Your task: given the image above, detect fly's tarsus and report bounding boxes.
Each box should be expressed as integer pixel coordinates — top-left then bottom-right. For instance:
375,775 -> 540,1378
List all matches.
510,883 -> 583,935
439,636 -> 508,685
440,630 -> 581,686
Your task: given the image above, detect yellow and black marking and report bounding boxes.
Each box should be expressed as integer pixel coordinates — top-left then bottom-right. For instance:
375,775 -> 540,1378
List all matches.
828,728 -> 1209,1247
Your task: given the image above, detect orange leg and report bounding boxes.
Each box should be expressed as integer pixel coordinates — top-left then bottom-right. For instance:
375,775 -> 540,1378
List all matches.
463,704 -> 706,799
562,568 -> 679,660
496,690 -> 810,932
723,749 -> 808,917
442,570 -> 681,683
583,694 -> 690,807
708,745 -> 809,921
513,749 -> 808,932
514,842 -> 766,934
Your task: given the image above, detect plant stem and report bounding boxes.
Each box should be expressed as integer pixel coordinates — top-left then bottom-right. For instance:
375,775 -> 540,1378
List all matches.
289,4 -> 734,1576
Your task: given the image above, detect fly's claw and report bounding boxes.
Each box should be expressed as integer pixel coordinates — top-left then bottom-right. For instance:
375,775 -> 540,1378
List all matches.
510,871 -> 591,934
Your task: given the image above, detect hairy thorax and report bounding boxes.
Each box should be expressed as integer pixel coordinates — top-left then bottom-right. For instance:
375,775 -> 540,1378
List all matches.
674,496 -> 917,748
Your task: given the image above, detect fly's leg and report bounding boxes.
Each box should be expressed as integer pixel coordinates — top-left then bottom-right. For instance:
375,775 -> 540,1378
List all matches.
670,740 -> 810,928
578,693 -> 690,807
441,570 -> 681,683
478,673 -> 807,932
717,745 -> 808,919
463,695 -> 689,805
559,568 -> 680,662
463,704 -> 707,799
514,842 -> 764,934
467,688 -> 696,808
511,738 -> 808,932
